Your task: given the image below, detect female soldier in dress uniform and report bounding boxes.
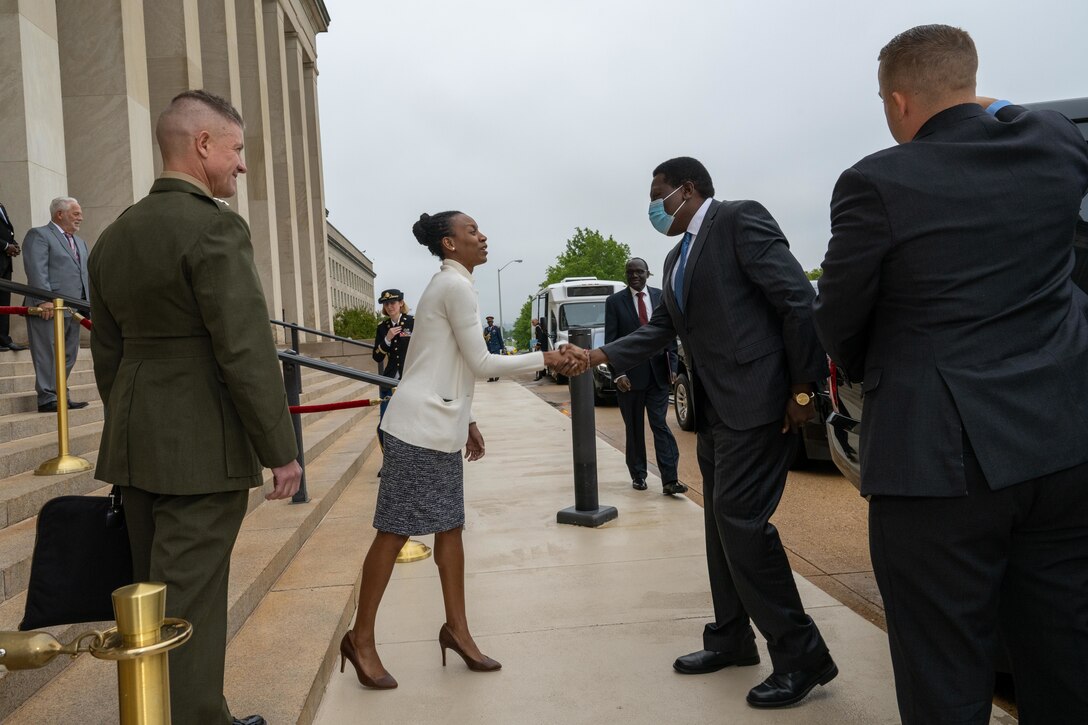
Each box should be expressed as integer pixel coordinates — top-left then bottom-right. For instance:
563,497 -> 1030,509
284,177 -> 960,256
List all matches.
373,289 -> 413,455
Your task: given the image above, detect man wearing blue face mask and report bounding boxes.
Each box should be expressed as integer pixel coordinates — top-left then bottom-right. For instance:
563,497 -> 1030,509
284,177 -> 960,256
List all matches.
589,157 -> 833,709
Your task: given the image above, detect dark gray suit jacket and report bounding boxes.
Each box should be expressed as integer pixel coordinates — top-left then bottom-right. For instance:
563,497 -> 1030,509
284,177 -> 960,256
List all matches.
22,222 -> 89,304
604,286 -> 675,390
814,103 -> 1088,496
602,199 -> 821,430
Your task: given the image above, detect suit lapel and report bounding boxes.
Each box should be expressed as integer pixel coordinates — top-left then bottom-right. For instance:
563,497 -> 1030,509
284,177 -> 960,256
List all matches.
50,225 -> 79,266
680,200 -> 720,313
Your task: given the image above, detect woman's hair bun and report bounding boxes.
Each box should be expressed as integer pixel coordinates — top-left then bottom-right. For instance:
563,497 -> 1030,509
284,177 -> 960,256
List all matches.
411,210 -> 463,258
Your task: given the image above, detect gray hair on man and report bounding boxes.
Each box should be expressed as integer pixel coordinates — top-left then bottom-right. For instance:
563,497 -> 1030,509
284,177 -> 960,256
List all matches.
49,197 -> 78,217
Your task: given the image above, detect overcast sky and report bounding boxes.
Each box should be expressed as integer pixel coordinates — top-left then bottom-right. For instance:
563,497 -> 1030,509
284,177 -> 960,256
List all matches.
316,0 -> 1087,329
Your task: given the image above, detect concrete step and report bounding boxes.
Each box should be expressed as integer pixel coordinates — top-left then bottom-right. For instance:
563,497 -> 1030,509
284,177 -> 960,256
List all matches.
0,358 -> 93,378
0,382 -> 101,416
0,421 -> 104,479
0,401 -> 104,450
0,382 -> 378,612
0,369 -> 96,395
3,407 -> 380,722
224,451 -> 382,724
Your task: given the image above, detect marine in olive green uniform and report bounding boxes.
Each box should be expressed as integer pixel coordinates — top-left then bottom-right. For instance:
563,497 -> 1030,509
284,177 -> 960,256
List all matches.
90,90 -> 300,725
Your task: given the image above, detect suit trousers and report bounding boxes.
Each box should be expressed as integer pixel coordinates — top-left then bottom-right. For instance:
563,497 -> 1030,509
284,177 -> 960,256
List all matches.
124,486 -> 249,725
696,400 -> 829,672
26,313 -> 79,406
0,258 -> 12,345
869,441 -> 1088,725
617,383 -> 679,483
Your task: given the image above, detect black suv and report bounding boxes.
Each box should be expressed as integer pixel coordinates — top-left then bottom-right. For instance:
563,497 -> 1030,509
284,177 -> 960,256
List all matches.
826,97 -> 1088,489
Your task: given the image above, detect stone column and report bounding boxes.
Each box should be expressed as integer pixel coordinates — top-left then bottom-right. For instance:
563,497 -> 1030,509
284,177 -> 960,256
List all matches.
285,33 -> 319,330
263,0 -> 304,326
196,0 -> 248,217
0,1 -> 66,251
235,0 -> 282,318
304,60 -> 332,330
56,0 -> 155,247
143,0 -> 202,176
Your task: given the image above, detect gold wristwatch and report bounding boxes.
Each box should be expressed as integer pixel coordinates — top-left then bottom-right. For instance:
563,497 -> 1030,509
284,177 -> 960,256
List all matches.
793,392 -> 812,406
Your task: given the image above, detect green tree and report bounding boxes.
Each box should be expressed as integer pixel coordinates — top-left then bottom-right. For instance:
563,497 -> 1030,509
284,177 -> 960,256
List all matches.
805,267 -> 823,280
511,228 -> 631,349
333,306 -> 381,341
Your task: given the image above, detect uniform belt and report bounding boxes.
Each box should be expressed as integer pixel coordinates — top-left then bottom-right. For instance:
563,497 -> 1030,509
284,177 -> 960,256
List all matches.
122,336 -> 214,359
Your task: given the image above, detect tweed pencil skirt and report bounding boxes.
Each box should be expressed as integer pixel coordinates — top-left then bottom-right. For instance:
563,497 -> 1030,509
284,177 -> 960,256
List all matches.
373,433 -> 465,536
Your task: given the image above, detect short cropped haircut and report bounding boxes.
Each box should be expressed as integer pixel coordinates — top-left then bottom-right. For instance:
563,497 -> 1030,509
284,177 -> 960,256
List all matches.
878,24 -> 977,97
49,197 -> 78,216
171,89 -> 245,129
652,157 -> 715,198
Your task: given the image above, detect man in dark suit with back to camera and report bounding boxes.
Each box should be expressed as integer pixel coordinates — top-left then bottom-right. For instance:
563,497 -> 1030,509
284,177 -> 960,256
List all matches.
0,199 -> 27,351
604,256 -> 685,495
23,197 -> 90,411
588,157 -> 835,709
814,25 -> 1088,724
90,89 -> 302,725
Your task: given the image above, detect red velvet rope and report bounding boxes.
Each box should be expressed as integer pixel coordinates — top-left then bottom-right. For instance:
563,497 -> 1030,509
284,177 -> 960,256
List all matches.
77,316 -> 93,330
0,306 -> 30,315
289,398 -> 379,414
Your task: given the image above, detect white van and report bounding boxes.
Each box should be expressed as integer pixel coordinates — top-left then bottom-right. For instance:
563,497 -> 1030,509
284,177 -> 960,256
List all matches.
533,277 -> 625,382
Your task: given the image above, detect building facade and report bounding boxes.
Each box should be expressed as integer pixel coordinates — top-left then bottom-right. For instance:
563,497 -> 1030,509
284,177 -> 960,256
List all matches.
0,0 -> 335,336
327,221 -> 375,313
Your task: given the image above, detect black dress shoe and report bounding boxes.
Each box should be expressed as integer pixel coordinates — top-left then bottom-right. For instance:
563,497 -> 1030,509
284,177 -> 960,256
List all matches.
37,402 -> 58,413
746,656 -> 838,708
6,343 -> 26,351
632,478 -> 647,490
662,481 -> 688,496
68,400 -> 89,409
232,716 -> 267,725
673,648 -> 760,675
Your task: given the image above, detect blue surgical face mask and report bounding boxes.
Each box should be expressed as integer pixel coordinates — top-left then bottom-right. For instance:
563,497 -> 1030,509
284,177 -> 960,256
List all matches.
648,186 -> 686,235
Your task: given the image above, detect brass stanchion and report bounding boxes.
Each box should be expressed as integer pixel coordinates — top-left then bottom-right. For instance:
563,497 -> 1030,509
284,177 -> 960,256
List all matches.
35,297 -> 92,476
396,540 -> 432,563
0,582 -> 191,725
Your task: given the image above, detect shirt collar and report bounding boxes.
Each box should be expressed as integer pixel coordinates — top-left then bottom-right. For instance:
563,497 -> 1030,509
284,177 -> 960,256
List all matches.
629,286 -> 647,300
50,221 -> 70,237
442,257 -> 474,281
685,197 -> 714,237
160,171 -> 213,198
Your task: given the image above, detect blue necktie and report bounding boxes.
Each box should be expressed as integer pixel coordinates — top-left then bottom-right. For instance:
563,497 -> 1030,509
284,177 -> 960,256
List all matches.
673,232 -> 693,312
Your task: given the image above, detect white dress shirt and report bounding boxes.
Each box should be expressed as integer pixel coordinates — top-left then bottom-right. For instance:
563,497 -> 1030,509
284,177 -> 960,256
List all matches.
380,258 -> 545,452
671,197 -> 713,290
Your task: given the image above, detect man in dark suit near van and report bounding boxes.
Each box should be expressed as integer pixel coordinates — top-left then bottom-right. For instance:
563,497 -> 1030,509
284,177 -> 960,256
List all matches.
588,157 -> 834,709
604,257 -> 683,495
814,25 -> 1088,724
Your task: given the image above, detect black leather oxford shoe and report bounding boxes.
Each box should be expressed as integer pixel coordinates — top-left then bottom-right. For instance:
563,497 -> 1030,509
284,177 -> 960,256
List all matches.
673,648 -> 760,675
746,656 -> 838,708
662,481 -> 688,496
232,716 -> 266,725
632,478 -> 648,490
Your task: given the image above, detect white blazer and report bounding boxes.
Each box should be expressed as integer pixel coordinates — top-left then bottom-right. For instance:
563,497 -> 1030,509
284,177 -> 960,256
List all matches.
380,259 -> 545,452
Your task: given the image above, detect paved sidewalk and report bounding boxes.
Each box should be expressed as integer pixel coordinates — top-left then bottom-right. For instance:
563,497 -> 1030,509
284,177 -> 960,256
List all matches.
315,381 -> 1014,724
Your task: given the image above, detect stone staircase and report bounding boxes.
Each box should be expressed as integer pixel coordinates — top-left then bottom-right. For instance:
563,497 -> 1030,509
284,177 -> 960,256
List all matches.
0,348 -> 383,723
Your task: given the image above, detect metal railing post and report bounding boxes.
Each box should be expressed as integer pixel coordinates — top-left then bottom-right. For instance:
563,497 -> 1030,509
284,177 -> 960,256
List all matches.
557,327 -> 617,527
35,298 -> 92,476
281,355 -> 309,504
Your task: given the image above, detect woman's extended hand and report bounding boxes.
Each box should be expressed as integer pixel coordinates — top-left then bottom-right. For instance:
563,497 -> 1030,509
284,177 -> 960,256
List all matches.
465,422 -> 485,461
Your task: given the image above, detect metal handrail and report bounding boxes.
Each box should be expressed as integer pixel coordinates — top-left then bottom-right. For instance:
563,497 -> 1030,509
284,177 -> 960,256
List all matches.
0,279 -> 90,312
270,319 -> 374,350
278,349 -> 397,504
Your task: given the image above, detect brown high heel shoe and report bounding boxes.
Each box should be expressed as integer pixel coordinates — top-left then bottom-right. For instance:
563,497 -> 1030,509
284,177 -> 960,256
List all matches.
339,632 -> 398,689
439,623 -> 501,672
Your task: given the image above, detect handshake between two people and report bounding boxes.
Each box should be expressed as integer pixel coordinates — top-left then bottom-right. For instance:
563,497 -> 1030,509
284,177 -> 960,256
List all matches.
542,343 -> 594,377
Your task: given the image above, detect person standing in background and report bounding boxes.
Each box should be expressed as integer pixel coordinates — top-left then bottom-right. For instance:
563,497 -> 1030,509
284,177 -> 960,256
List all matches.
483,314 -> 503,381
372,288 -> 414,458
0,199 -> 26,351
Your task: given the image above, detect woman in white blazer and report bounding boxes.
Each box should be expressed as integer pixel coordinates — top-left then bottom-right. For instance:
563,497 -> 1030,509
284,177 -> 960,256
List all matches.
339,210 -> 586,689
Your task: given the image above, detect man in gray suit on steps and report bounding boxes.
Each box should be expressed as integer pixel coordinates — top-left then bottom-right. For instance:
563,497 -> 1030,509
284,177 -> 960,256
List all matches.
23,197 -> 90,413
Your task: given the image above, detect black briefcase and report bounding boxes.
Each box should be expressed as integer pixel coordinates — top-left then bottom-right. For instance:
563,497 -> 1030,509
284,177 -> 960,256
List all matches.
20,486 -> 134,630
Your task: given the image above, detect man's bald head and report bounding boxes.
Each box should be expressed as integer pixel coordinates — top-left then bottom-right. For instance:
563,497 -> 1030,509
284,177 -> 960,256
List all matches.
156,90 -> 244,163
155,90 -> 248,198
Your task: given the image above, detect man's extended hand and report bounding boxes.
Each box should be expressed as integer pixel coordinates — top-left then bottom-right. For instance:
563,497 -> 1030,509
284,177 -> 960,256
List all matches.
267,460 -> 303,500
588,348 -> 608,367
545,344 -> 590,376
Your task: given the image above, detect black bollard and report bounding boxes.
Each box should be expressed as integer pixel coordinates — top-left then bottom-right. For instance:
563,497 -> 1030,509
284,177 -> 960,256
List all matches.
557,327 -> 617,527
281,353 -> 310,504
